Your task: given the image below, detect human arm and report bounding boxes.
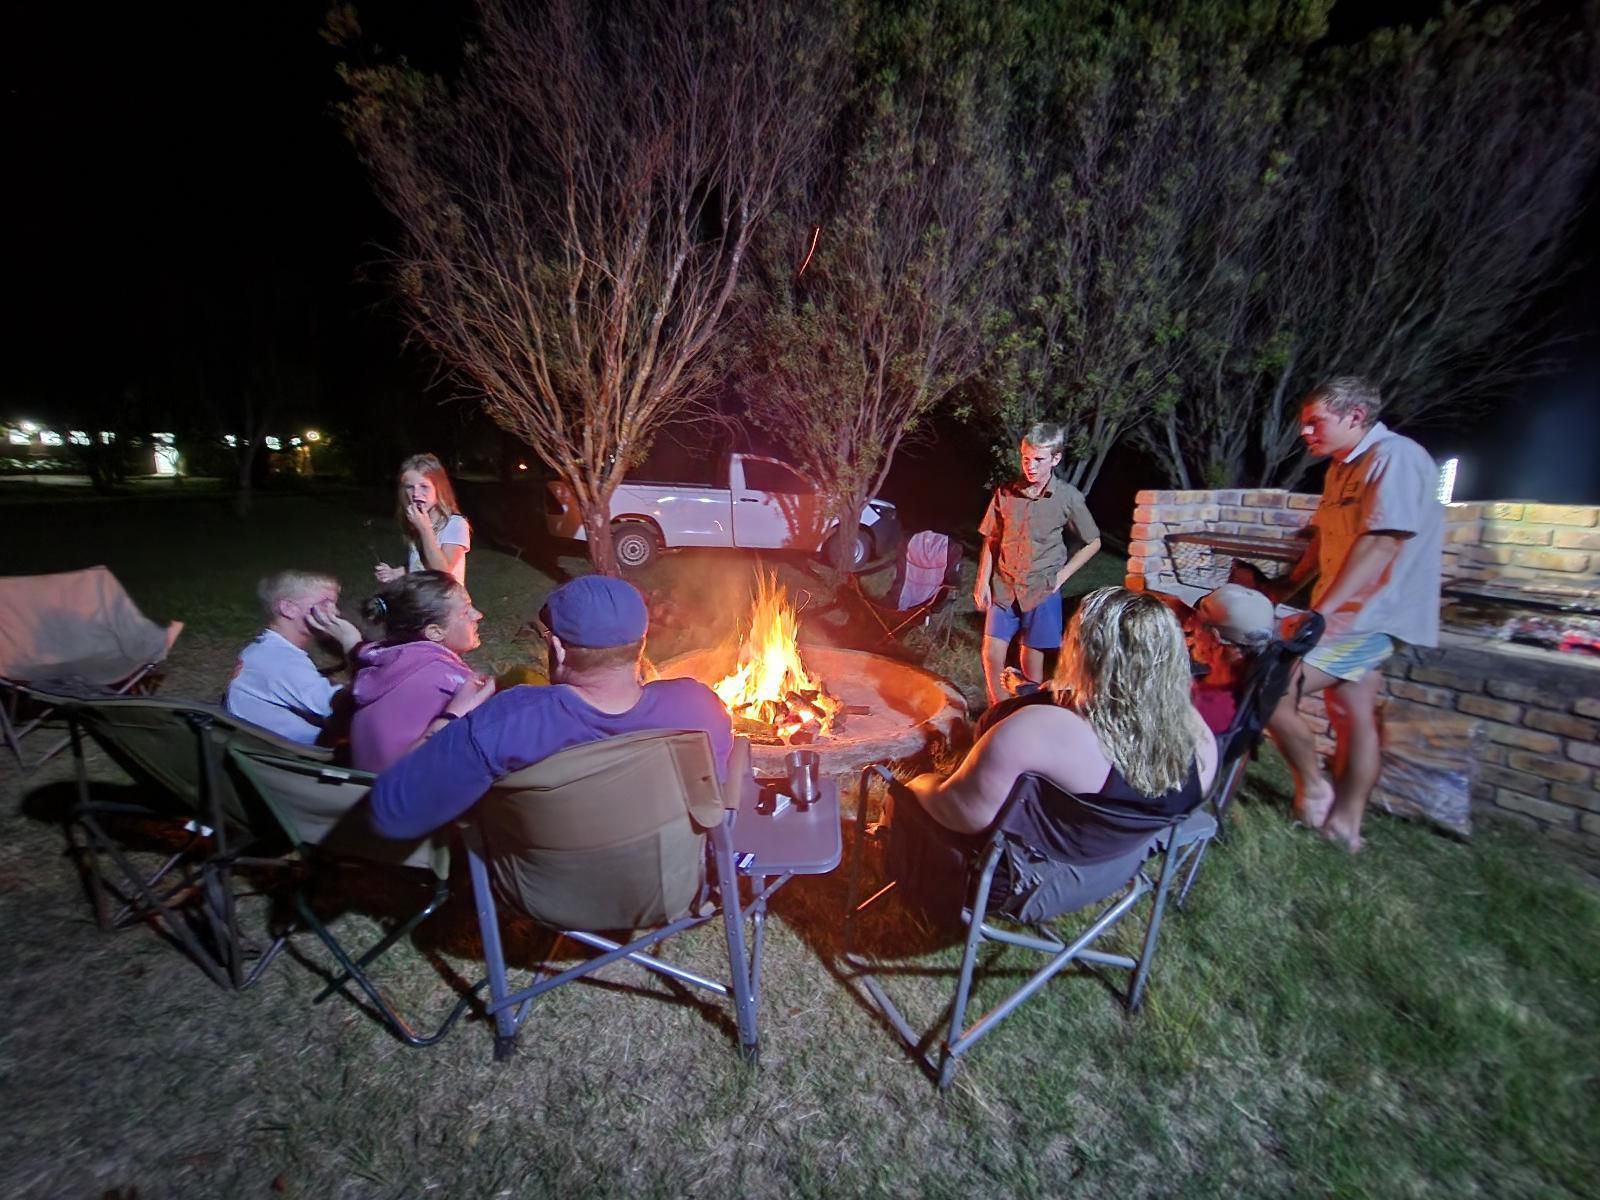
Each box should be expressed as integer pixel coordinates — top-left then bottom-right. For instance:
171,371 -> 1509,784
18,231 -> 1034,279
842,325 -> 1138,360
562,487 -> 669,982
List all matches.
406,510 -> 471,580
1052,537 -> 1102,591
369,709 -> 501,840
395,674 -> 497,762
305,601 -> 362,655
1267,530 -> 1321,604
374,562 -> 405,583
974,493 -> 999,610
1314,533 -> 1404,635
973,541 -> 994,611
909,704 -> 1106,834
1053,487 -> 1102,591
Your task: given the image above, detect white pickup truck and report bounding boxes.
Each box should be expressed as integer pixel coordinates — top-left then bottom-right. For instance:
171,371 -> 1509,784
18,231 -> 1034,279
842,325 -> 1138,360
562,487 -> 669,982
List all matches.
545,452 -> 900,570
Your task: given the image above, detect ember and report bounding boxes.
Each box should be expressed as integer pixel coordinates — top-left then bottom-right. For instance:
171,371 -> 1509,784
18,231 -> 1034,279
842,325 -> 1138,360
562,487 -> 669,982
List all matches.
713,573 -> 843,743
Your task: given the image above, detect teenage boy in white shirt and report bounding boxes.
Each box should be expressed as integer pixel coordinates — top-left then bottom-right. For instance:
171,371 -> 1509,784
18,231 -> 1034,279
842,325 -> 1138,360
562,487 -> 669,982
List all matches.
225,570 -> 362,745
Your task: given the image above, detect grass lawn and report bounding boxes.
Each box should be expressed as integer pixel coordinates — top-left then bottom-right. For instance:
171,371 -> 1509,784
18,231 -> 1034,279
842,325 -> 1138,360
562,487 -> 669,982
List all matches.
2,492 -> 1597,1198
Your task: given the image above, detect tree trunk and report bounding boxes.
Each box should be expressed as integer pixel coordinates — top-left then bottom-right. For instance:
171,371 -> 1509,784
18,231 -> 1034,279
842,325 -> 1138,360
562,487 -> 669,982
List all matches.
233,448 -> 256,517
581,505 -> 620,576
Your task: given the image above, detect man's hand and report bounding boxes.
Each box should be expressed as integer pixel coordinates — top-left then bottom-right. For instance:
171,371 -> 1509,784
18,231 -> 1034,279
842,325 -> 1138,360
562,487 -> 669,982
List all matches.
306,600 -> 362,654
973,585 -> 990,612
373,562 -> 404,583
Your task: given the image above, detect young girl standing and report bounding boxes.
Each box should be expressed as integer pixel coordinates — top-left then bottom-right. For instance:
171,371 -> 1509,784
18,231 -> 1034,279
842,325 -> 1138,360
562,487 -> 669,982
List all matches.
375,453 -> 472,585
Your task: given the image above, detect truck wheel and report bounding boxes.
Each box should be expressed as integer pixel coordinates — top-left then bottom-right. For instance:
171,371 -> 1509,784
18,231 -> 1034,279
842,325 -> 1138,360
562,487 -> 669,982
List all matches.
823,526 -> 873,572
612,522 -> 659,570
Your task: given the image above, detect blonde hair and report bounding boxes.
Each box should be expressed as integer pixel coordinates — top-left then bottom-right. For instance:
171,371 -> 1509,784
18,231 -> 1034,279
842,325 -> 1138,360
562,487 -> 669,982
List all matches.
1022,422 -> 1066,454
396,452 -> 462,536
258,570 -> 337,619
1050,586 -> 1201,796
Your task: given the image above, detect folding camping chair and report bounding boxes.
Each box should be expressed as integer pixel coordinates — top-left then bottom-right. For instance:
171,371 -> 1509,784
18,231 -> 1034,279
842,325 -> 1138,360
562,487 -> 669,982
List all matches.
841,766 -> 1214,1091
849,530 -> 964,647
58,695 -> 455,1017
227,745 -> 474,1047
464,729 -> 841,1065
0,566 -> 181,769
1174,608 -> 1324,906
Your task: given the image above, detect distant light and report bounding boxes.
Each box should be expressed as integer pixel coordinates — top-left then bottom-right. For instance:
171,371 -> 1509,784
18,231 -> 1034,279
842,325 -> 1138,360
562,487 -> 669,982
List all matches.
40,430 -> 63,446
7,429 -> 28,445
265,436 -> 282,451
290,436 -> 303,447
153,445 -> 180,476
100,431 -> 116,444
19,420 -> 37,433
517,462 -> 528,471
69,431 -> 91,446
1436,457 -> 1459,504
153,432 -> 175,445
305,430 -> 321,443
223,434 -> 238,448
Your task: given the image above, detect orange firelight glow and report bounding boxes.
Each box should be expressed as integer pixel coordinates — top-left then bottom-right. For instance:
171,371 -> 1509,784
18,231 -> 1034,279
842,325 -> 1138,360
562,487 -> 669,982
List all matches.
713,573 -> 841,741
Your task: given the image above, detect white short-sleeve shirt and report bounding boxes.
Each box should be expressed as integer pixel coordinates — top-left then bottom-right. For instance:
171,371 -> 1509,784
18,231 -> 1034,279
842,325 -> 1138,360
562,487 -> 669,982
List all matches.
224,629 -> 339,744
407,513 -> 471,583
1311,422 -> 1443,648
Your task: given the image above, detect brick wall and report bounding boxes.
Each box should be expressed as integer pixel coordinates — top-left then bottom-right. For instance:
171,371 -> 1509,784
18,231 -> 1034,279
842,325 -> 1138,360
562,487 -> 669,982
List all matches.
1126,489 -> 1600,875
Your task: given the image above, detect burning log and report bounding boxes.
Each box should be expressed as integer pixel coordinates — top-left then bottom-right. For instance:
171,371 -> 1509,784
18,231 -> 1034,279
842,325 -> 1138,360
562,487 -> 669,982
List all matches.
713,574 -> 843,744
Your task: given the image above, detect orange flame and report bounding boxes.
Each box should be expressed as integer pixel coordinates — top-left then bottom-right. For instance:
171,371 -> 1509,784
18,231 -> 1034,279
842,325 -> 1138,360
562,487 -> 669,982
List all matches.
713,573 -> 841,739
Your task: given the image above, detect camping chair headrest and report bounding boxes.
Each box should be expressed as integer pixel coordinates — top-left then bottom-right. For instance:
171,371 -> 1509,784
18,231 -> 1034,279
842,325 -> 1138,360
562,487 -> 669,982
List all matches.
478,729 -> 732,930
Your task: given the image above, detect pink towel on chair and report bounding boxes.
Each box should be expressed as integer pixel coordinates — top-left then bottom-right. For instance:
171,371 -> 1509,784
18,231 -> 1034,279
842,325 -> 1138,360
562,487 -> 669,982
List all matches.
894,532 -> 951,611
0,566 -> 179,685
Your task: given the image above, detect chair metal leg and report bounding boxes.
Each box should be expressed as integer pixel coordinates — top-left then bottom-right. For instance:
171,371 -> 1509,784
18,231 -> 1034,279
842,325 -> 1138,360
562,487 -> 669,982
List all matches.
297,877 -> 476,1048
467,839 -> 519,1059
714,816 -> 760,1064
1129,829 -> 1210,1013
939,839 -> 1006,1088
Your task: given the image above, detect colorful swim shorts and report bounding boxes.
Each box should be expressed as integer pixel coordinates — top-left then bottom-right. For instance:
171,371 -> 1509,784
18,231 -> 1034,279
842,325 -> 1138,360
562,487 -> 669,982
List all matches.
1303,631 -> 1397,682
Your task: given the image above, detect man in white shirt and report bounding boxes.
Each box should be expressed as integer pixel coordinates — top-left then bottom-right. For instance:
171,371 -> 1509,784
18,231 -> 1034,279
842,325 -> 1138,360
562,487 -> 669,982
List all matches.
225,570 -> 362,744
1268,376 -> 1443,852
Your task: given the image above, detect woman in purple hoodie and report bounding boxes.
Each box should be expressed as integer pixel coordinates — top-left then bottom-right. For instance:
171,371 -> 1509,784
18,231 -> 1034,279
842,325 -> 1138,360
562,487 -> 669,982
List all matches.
349,571 -> 496,772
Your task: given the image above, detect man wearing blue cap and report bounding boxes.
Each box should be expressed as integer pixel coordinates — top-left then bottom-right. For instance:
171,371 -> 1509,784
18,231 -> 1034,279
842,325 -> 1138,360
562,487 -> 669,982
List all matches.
369,575 -> 732,840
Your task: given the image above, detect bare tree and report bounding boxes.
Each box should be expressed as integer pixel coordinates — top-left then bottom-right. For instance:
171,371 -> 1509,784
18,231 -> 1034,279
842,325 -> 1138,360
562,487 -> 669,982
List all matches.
740,15 -> 1011,571
1154,2 -> 1600,489
334,0 -> 843,572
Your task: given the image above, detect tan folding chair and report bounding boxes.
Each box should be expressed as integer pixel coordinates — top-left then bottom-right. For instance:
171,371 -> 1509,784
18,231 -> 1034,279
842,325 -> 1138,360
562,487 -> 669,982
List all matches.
0,566 -> 181,768
465,730 -> 837,1065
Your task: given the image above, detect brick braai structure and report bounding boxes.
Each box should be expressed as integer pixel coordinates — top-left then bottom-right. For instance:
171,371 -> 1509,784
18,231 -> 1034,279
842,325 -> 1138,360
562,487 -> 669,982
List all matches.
1126,489 -> 1600,875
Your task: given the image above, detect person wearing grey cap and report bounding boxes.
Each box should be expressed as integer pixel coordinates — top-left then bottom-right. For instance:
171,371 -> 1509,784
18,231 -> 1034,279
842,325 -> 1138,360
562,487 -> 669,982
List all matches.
368,575 -> 732,840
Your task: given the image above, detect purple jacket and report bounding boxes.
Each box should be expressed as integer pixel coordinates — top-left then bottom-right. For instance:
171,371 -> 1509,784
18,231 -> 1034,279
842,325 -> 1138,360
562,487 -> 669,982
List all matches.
348,640 -> 472,773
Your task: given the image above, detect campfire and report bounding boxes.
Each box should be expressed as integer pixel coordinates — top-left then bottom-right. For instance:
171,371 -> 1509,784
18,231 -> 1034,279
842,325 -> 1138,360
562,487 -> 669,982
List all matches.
713,573 -> 844,744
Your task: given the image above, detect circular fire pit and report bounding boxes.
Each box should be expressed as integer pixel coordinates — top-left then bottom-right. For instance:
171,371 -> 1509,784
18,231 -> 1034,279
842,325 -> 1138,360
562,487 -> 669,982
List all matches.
659,644 -> 970,778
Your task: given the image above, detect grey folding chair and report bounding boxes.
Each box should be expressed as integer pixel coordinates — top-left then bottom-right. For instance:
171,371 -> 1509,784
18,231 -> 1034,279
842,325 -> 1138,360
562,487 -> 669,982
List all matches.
227,746 -> 474,1047
842,767 -> 1215,1091
464,729 -> 812,1065
57,695 -> 456,1021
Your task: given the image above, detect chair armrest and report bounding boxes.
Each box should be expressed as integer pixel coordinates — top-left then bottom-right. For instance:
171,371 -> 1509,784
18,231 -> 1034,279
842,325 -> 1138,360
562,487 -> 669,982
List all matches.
724,736 -> 752,809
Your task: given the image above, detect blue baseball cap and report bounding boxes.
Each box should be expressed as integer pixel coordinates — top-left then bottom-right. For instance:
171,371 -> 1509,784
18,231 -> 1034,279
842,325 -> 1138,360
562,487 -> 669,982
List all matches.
540,576 -> 649,648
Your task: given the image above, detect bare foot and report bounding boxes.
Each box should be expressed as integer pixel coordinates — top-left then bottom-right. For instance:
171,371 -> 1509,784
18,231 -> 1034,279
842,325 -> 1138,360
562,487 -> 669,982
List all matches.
1292,779 -> 1335,828
1318,815 -> 1365,854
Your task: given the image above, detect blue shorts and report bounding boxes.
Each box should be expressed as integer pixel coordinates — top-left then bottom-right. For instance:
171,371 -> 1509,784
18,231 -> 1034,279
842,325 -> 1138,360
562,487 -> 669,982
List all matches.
984,592 -> 1064,650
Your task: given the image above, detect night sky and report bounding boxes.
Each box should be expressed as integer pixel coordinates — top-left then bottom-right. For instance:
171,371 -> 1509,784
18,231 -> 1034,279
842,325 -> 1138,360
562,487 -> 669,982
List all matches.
4,1 -> 1596,504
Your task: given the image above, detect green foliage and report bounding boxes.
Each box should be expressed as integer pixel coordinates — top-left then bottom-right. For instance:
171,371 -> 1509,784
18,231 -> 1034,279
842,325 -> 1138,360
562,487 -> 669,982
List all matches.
741,1 -> 1013,563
